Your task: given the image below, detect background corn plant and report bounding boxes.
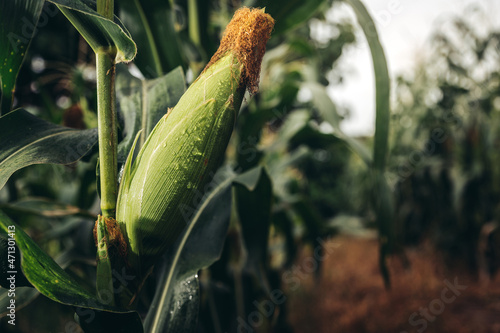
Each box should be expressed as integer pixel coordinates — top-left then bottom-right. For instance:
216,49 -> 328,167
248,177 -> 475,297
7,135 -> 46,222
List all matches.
0,0 -> 394,332
389,9 -> 500,276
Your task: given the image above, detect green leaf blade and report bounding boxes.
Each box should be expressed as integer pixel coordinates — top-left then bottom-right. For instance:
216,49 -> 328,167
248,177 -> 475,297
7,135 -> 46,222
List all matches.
144,166 -> 264,333
235,168 -> 273,287
119,0 -> 186,77
345,0 -> 393,288
255,0 -> 326,35
0,0 -> 45,114
344,0 -> 390,171
116,65 -> 186,163
0,109 -> 98,190
48,0 -> 137,63
303,82 -> 373,166
0,210 -> 121,311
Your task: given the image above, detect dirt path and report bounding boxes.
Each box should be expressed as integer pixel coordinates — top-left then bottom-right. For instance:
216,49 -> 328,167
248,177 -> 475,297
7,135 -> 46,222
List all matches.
286,236 -> 500,333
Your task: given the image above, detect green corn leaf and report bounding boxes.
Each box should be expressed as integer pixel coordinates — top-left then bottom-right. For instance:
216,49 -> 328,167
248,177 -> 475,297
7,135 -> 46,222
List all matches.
47,0 -> 136,62
0,287 -> 39,317
344,0 -> 390,172
116,65 -> 186,163
264,109 -> 311,153
232,166 -> 264,191
371,169 -> 394,288
265,146 -> 310,200
303,82 -> 372,166
144,166 -> 265,333
345,0 -> 393,288
0,109 -> 97,190
0,0 -> 45,114
0,232 -> 31,288
118,0 -> 186,77
145,178 -> 232,333
235,168 -> 273,290
254,0 -> 326,35
0,198 -> 92,219
272,210 -> 297,268
0,210 -> 128,312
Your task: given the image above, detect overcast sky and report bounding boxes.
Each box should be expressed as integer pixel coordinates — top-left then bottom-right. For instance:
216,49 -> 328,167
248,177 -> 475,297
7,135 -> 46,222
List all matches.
329,0 -> 500,136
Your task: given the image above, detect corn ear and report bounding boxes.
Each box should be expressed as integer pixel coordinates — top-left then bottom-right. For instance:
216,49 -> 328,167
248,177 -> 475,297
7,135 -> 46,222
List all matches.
115,8 -> 275,274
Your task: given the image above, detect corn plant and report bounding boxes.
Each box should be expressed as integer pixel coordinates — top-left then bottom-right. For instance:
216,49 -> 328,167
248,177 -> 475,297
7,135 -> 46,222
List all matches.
0,0 -> 393,331
390,11 -> 500,276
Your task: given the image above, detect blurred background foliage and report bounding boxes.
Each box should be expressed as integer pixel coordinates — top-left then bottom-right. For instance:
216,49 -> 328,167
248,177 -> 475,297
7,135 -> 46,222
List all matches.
389,8 -> 500,276
1,0 -> 500,332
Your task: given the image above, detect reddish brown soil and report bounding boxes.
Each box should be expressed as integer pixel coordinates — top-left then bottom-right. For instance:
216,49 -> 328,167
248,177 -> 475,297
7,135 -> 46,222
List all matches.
286,236 -> 500,333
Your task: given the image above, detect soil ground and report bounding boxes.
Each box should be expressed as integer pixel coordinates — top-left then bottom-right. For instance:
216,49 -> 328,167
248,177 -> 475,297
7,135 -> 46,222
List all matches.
286,236 -> 500,333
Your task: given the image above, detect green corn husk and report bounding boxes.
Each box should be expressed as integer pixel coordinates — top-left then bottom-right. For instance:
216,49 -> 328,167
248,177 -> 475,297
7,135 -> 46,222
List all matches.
116,7 -> 275,275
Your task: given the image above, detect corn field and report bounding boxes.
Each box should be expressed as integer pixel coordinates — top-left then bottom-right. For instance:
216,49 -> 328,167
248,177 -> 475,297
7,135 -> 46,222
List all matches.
0,0 -> 499,332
